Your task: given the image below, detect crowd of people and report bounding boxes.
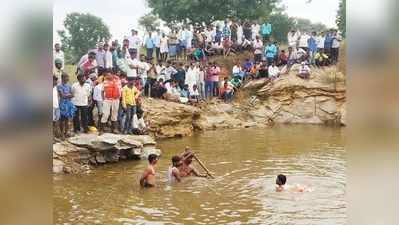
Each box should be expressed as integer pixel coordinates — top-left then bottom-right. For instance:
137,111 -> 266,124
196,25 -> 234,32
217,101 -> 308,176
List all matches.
53,19 -> 342,138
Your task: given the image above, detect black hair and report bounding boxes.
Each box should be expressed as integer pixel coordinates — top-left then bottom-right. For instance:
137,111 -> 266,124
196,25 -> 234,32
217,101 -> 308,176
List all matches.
148,154 -> 158,163
276,174 -> 287,185
171,155 -> 181,164
53,75 -> 58,81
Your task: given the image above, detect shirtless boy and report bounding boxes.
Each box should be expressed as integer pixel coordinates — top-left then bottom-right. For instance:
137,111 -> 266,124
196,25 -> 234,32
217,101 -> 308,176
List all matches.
179,151 -> 207,178
275,174 -> 306,192
139,154 -> 158,188
168,155 -> 183,183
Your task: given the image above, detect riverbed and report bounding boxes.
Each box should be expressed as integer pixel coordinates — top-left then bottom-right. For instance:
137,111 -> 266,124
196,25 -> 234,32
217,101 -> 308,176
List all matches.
54,125 -> 346,225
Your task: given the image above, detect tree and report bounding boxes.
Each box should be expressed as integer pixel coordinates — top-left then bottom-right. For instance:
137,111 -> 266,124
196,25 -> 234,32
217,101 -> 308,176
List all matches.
138,13 -> 161,32
57,13 -> 111,64
268,13 -> 295,43
146,0 -> 281,25
336,0 -> 346,37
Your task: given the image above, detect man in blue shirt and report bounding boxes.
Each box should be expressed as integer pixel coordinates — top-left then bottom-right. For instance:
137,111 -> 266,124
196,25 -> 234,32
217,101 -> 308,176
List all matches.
144,31 -> 155,60
260,22 -> 272,42
323,30 -> 334,57
265,42 -> 277,66
307,31 -> 318,65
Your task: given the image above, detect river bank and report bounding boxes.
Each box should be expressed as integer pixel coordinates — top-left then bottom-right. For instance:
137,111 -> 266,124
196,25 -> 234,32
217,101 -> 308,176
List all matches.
53,65 -> 345,173
143,65 -> 345,139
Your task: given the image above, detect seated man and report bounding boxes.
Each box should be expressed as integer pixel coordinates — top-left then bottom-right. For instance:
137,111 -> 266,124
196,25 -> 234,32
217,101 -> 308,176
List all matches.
219,81 -> 234,103
189,84 -> 200,103
297,62 -> 311,79
179,84 -> 190,103
268,61 -> 280,79
277,50 -> 288,66
230,76 -> 242,90
314,49 -> 330,67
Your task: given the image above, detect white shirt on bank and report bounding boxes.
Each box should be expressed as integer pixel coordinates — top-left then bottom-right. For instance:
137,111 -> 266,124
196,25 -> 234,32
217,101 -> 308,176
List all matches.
105,50 -> 113,68
128,35 -> 142,49
268,65 -> 280,78
126,58 -> 141,77
299,34 -> 310,48
71,82 -> 91,106
93,83 -> 103,102
317,35 -> 325,49
53,86 -> 59,108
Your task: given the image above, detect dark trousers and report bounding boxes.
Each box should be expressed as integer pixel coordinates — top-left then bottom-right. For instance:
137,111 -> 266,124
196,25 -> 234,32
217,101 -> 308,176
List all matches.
73,105 -> 88,132
87,102 -> 95,126
331,48 -> 339,64
146,48 -> 154,59
212,81 -> 219,97
123,105 -> 137,133
155,47 -> 160,61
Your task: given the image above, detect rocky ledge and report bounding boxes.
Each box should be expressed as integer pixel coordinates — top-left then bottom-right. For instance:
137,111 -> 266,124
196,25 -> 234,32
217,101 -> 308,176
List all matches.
141,66 -> 346,138
53,133 -> 161,174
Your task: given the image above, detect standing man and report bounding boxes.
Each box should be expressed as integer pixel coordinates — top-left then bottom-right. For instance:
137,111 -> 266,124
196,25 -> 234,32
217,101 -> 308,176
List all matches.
104,42 -> 113,70
95,42 -> 106,75
71,74 -> 91,134
253,36 -> 264,63
153,30 -> 161,62
260,21 -> 272,42
53,43 -> 64,69
287,30 -> 301,48
144,31 -> 154,60
53,58 -> 63,83
265,42 -> 277,66
331,29 -> 342,65
324,29 -> 334,58
307,32 -> 318,65
222,20 -> 231,41
128,29 -> 142,59
100,69 -> 121,134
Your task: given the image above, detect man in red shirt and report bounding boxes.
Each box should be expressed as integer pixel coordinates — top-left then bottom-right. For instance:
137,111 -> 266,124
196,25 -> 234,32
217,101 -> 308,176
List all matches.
99,69 -> 121,134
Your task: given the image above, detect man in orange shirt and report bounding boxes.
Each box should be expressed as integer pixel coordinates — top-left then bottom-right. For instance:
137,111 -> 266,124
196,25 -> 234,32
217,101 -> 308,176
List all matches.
99,69 -> 121,134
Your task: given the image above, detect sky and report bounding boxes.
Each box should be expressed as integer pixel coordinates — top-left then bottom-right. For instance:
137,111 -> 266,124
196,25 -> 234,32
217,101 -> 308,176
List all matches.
53,0 -> 340,44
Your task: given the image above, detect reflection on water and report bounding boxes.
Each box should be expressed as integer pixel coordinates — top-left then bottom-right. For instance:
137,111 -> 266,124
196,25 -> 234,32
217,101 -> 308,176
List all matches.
54,125 -> 346,225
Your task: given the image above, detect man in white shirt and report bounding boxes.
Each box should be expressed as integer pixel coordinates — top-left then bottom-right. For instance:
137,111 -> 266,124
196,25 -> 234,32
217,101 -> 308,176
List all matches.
127,29 -> 142,59
53,43 -> 64,69
92,81 -> 103,126
153,30 -> 161,62
297,62 -> 311,79
71,74 -> 91,133
251,22 -> 260,41
253,36 -> 264,62
126,49 -> 141,78
104,42 -> 113,69
268,61 -> 280,79
298,32 -> 310,51
287,30 -> 300,48
317,32 -> 325,51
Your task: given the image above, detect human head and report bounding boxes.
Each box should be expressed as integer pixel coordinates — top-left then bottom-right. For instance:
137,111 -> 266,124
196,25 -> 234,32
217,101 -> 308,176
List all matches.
256,35 -> 259,40
131,29 -> 137,35
193,84 -> 198,90
54,58 -> 63,69
288,46 -> 293,53
54,43 -> 61,51
104,69 -> 113,79
129,49 -> 137,59
171,155 -> 182,167
88,51 -> 96,62
89,72 -> 97,81
127,77 -> 134,86
104,42 -> 109,51
276,174 -> 286,186
148,154 -> 158,165
97,42 -> 104,50
312,31 -> 317,36
61,73 -> 69,84
77,74 -> 85,85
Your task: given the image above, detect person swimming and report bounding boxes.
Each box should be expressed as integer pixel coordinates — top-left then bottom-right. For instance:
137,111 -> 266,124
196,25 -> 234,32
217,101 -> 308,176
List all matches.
139,154 -> 158,188
275,174 -> 307,192
168,155 -> 183,183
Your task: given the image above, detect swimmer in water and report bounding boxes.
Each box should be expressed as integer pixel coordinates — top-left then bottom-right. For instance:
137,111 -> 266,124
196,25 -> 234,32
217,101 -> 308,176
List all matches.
168,155 -> 183,183
139,154 -> 158,188
275,174 -> 307,192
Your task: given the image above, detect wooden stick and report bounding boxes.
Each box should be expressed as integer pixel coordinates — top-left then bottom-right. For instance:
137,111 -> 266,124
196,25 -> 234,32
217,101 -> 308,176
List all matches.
193,154 -> 215,179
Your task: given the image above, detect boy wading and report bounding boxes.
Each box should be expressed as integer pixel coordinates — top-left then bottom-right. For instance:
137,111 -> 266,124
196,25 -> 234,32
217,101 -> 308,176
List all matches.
100,70 -> 121,134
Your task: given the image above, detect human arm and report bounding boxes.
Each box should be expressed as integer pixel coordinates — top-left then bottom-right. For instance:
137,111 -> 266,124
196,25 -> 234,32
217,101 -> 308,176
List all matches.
172,168 -> 182,182
139,168 -> 150,186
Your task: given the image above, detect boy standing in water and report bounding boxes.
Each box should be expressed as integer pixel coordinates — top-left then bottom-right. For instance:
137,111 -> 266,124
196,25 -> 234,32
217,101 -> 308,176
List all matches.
139,154 -> 158,188
168,155 -> 183,183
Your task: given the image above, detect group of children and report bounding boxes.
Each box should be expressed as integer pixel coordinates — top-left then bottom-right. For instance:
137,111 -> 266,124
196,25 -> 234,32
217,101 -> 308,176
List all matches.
138,149 -> 307,193
139,147 -> 208,188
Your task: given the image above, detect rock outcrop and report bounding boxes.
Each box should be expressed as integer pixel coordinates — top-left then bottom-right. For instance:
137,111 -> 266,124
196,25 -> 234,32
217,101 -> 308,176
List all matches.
139,66 -> 346,137
53,134 -> 160,174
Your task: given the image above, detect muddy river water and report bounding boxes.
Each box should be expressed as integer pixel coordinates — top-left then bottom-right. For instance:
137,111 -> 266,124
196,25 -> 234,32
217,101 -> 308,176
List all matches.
54,125 -> 345,225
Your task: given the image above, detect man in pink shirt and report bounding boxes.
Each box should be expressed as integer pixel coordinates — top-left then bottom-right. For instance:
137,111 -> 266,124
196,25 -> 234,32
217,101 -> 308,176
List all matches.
211,62 -> 220,97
